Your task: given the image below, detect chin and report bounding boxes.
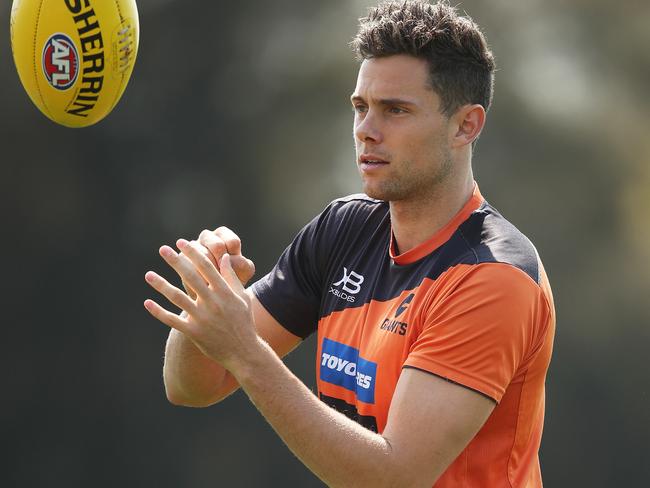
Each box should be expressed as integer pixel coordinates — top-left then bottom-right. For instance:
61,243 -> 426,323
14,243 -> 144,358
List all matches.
361,183 -> 382,200
363,185 -> 400,202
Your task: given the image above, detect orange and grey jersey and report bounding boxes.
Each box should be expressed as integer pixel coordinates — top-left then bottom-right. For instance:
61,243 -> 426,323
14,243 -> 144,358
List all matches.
252,184 -> 555,487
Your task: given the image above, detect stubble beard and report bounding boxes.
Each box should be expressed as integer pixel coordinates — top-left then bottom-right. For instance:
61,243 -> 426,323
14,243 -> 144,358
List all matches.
361,149 -> 454,204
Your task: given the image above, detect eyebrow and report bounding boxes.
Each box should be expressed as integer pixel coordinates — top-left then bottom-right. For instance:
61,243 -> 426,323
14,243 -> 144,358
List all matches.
350,95 -> 417,107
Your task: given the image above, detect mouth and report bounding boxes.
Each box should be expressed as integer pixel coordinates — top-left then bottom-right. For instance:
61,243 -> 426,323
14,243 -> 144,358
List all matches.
358,154 -> 390,170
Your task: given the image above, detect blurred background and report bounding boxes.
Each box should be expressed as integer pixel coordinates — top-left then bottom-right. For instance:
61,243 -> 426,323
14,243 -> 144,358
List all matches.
1,0 -> 648,486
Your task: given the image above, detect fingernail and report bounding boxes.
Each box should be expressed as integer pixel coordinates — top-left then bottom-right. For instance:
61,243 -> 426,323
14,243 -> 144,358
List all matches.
160,246 -> 174,257
177,239 -> 189,249
145,271 -> 155,282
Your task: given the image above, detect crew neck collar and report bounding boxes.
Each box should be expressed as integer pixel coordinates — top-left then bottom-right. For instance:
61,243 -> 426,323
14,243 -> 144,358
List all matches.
390,183 -> 484,265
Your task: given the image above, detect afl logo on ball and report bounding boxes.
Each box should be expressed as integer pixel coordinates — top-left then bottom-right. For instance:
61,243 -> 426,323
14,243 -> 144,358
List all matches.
42,33 -> 79,90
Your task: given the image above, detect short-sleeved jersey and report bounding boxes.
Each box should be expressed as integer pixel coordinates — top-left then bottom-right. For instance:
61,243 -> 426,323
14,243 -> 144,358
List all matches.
252,184 -> 555,487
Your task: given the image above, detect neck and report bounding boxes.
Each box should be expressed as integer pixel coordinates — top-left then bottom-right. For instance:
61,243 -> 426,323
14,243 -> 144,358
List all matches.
390,171 -> 475,255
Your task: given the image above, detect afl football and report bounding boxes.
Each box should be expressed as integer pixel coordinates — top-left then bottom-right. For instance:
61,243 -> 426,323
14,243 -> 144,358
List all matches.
10,0 -> 139,128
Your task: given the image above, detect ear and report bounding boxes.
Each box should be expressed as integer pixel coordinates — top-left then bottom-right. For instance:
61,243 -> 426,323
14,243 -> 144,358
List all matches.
451,104 -> 486,148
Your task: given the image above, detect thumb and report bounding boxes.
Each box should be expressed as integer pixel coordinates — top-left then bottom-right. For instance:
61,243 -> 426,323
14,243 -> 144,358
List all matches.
229,254 -> 255,285
220,254 -> 245,294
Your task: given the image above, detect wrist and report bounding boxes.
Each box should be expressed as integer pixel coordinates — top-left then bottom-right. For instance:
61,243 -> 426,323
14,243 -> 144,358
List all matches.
225,336 -> 276,387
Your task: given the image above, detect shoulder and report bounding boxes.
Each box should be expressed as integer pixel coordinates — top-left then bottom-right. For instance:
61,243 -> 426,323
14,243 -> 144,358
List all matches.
315,193 -> 389,237
326,193 -> 387,217
428,198 -> 554,330
454,200 -> 542,284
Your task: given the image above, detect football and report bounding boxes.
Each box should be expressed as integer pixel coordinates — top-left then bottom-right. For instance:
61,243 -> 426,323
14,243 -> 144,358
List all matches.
10,0 -> 139,128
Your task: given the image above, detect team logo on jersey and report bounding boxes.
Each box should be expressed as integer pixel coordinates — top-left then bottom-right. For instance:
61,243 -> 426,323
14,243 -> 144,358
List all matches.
379,293 -> 415,336
329,267 -> 364,303
42,33 -> 79,90
320,338 -> 376,404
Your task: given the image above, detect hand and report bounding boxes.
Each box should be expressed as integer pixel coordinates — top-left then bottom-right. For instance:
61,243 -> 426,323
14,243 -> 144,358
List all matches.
145,239 -> 257,369
182,227 -> 255,299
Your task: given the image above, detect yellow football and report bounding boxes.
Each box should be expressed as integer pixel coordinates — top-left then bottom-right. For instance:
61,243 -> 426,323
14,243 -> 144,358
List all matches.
10,0 -> 139,128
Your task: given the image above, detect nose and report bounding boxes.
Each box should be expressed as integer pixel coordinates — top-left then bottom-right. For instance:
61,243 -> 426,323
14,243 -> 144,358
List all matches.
354,110 -> 383,144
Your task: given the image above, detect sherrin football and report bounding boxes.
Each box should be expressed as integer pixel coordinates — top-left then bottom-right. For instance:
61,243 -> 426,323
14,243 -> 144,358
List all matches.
10,0 -> 139,128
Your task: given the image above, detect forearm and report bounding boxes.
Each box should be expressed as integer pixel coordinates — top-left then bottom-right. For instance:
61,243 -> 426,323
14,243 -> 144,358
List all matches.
229,337 -> 402,488
164,328 -> 238,406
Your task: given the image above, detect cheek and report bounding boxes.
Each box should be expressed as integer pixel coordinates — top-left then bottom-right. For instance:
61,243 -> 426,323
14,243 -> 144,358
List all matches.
412,122 -> 448,153
397,125 -> 439,159
399,131 -> 450,176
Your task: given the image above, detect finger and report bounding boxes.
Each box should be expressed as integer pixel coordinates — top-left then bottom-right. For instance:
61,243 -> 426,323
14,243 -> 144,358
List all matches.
144,299 -> 191,334
159,245 -> 209,296
190,234 -> 219,267
177,239 -> 229,293
179,238 -> 218,273
180,236 -> 213,294
181,279 -> 198,300
229,254 -> 256,285
145,271 -> 196,312
198,229 -> 224,268
202,227 -> 253,283
220,254 -> 245,295
214,226 -> 242,255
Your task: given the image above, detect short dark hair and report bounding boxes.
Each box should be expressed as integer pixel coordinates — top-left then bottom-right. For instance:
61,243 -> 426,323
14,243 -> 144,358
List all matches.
351,0 -> 496,117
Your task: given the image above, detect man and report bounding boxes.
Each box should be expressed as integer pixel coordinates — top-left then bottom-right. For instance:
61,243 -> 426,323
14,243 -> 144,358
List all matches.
145,1 -> 555,486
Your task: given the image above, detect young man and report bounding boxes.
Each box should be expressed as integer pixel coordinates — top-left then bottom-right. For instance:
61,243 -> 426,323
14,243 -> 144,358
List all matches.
145,1 -> 555,486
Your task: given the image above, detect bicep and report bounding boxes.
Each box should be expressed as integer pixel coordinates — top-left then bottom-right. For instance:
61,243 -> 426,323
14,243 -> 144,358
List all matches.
382,368 -> 495,487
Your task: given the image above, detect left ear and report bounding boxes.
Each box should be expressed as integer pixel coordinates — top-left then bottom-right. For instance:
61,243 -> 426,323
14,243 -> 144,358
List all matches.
450,104 -> 486,148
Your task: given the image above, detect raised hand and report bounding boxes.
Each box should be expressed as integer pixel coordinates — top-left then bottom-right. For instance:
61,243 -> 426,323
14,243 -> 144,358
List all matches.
198,226 -> 255,284
181,227 -> 255,299
145,239 -> 258,370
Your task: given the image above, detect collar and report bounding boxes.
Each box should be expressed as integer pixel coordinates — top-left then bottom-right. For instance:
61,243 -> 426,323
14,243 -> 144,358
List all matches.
390,182 -> 484,265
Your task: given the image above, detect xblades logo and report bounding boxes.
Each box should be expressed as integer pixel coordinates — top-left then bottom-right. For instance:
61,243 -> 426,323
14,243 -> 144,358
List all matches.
379,293 -> 414,336
333,267 -> 364,293
329,267 -> 364,302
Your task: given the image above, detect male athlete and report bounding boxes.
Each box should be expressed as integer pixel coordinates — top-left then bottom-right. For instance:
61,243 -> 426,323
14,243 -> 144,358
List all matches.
145,1 -> 556,486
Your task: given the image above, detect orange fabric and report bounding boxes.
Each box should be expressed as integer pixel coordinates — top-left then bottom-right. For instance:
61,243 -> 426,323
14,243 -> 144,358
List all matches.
313,178 -> 555,488
404,263 -> 552,402
317,262 -> 554,487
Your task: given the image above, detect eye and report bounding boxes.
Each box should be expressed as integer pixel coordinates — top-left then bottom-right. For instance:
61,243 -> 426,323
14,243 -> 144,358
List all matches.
353,104 -> 368,114
388,106 -> 406,114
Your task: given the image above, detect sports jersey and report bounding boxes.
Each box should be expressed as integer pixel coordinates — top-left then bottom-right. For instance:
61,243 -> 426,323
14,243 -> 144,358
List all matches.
252,183 -> 555,487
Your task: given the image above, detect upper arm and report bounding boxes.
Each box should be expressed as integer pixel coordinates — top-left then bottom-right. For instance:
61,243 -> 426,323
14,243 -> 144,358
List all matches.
381,367 -> 495,487
250,289 -> 303,355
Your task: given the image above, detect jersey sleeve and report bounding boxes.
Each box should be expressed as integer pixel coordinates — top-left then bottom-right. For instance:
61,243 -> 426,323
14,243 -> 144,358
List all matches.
403,262 -> 552,403
251,206 -> 334,339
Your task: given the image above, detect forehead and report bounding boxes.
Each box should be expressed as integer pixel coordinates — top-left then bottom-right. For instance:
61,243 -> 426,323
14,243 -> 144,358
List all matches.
353,55 -> 435,102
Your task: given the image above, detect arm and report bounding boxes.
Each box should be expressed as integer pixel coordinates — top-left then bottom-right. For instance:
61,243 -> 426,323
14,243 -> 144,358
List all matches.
145,240 -> 495,486
162,227 -> 301,407
231,338 -> 494,487
164,293 -> 301,406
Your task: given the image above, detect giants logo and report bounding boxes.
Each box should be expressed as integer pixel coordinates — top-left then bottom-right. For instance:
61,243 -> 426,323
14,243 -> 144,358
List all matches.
329,267 -> 364,303
379,293 -> 414,336
320,338 -> 376,404
42,33 -> 79,90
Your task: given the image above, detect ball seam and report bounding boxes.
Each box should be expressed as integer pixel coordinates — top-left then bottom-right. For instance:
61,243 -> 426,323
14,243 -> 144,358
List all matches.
108,0 -> 128,112
32,0 -> 54,120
